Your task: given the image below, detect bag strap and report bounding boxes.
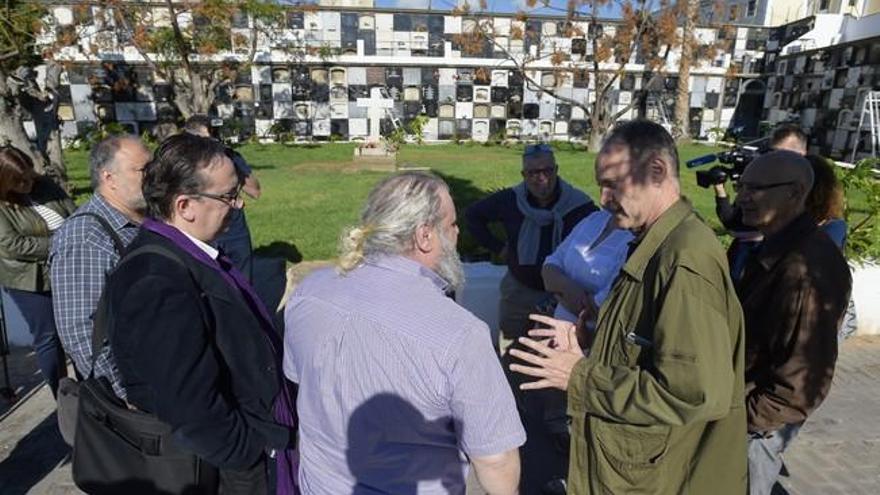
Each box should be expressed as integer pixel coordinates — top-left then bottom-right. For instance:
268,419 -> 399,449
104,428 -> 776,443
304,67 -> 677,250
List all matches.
88,244 -> 187,379
72,212 -> 126,254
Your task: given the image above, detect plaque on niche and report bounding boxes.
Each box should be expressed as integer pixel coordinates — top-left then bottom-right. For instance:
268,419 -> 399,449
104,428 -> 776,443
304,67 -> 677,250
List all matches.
330,68 -> 346,86
272,67 -> 291,83
404,86 -> 420,101
311,69 -> 329,85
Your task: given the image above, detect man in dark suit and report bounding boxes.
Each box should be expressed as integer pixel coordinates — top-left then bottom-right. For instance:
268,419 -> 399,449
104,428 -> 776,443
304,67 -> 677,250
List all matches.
100,133 -> 296,494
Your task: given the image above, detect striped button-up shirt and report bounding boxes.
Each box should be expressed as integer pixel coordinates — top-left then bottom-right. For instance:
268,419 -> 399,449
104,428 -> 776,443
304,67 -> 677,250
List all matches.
283,255 -> 525,494
49,194 -> 139,398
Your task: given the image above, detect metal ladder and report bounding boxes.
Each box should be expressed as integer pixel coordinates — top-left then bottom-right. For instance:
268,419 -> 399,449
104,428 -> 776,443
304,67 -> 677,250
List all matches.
379,88 -> 403,131
852,91 -> 880,163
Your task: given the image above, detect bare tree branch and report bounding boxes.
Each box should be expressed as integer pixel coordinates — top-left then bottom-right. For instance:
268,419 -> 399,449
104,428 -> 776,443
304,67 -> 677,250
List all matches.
111,2 -> 163,78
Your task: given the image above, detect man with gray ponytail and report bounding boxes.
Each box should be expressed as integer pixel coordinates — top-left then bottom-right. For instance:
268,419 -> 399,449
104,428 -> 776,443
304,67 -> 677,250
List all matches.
284,172 -> 525,494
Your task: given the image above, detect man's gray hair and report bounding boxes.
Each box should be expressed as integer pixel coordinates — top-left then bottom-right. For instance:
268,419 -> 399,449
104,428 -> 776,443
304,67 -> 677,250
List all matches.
89,134 -> 139,189
338,171 -> 449,272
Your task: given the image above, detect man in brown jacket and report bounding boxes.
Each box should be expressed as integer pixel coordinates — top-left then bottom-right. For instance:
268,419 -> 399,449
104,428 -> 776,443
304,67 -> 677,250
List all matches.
735,150 -> 852,494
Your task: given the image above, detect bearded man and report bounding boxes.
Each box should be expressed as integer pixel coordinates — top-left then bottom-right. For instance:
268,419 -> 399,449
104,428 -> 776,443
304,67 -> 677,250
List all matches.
283,172 -> 525,495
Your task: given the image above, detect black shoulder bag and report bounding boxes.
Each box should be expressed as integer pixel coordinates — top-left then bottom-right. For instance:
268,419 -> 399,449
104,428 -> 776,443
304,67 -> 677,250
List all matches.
71,244 -> 218,495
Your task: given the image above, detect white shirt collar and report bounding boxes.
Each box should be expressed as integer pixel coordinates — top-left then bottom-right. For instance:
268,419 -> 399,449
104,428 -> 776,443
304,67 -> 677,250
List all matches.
180,229 -> 219,260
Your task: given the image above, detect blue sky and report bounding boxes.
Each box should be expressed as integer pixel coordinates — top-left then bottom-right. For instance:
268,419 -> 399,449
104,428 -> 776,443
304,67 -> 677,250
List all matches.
374,0 -> 621,17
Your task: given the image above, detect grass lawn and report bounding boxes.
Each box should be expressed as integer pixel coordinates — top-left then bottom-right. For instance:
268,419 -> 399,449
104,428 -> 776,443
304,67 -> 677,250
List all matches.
63,141 -> 867,262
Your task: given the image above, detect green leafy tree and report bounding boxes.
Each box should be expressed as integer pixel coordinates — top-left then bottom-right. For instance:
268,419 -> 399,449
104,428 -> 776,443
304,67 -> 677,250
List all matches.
106,0 -> 286,118
840,158 -> 880,261
455,0 -> 731,150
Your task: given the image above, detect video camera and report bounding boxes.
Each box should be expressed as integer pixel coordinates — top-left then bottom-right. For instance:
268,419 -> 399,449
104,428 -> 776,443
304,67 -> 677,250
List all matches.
687,129 -> 776,189
686,147 -> 760,188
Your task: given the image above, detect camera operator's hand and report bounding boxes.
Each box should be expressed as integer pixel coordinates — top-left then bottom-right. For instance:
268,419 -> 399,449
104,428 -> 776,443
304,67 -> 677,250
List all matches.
713,182 -> 728,199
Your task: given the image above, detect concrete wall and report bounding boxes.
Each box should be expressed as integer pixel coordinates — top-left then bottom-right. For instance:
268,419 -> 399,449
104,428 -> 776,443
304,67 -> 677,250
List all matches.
851,263 -> 880,336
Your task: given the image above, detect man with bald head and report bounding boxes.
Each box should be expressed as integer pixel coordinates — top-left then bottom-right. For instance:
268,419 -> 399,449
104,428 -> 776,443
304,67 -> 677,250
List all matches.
735,150 -> 851,494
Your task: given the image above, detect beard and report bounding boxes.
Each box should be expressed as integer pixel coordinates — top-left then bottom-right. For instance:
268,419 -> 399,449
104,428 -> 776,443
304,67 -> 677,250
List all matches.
435,230 -> 466,293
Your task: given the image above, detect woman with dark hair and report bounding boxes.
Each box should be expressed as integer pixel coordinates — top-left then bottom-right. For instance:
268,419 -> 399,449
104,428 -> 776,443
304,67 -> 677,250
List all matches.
805,154 -> 857,341
0,146 -> 76,397
805,154 -> 847,247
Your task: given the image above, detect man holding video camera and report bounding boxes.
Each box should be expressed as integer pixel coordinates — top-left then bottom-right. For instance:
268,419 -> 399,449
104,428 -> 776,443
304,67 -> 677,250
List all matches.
689,124 -> 809,280
712,124 -> 808,233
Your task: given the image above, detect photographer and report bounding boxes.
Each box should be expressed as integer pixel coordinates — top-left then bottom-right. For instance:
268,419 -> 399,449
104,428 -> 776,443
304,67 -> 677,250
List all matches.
714,124 -> 808,232
705,125 -> 808,280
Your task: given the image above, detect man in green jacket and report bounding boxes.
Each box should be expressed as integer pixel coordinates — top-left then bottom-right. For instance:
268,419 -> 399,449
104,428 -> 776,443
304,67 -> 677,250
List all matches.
510,120 -> 747,494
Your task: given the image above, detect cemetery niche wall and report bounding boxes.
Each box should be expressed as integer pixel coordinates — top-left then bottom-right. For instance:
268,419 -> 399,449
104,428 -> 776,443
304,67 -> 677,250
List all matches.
39,4 -> 785,145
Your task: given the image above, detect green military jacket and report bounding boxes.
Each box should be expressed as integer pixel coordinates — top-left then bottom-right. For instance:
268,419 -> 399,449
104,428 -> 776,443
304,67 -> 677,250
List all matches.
566,199 -> 747,494
0,178 -> 75,292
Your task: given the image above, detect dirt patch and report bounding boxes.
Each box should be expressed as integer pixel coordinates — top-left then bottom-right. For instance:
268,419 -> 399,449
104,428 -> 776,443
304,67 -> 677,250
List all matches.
291,161 -> 397,174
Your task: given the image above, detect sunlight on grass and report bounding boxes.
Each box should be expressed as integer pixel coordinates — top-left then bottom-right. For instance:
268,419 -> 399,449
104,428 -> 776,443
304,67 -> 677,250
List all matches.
63,141 -> 849,262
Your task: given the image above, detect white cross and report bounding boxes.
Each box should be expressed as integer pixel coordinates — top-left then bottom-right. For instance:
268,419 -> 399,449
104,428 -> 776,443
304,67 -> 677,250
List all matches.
357,88 -> 394,143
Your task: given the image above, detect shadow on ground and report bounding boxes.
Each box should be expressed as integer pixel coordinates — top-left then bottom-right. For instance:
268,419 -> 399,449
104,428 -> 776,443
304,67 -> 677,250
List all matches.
254,242 -> 303,263
0,348 -> 46,417
0,413 -> 69,495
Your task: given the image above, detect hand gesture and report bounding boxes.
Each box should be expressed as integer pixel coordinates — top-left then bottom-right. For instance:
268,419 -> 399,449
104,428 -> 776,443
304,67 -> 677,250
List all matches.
508,314 -> 585,391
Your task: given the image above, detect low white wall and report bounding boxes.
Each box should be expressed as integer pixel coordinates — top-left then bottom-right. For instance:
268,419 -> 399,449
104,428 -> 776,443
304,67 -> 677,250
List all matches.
456,262 -> 506,344
852,262 -> 880,336
456,261 -> 880,338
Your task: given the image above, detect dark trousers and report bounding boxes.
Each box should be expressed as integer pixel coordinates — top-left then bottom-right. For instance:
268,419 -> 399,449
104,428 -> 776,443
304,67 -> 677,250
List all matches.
5,288 -> 67,396
502,339 -> 569,494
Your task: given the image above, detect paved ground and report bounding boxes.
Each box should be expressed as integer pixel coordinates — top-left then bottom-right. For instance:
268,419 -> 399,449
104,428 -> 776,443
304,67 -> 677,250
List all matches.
778,336 -> 880,494
2,336 -> 879,494
0,347 -> 46,417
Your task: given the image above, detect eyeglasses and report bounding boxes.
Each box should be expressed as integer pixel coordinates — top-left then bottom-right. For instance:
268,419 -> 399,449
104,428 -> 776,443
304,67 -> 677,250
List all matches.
523,143 -> 554,157
193,184 -> 243,208
733,181 -> 796,194
522,166 -> 558,179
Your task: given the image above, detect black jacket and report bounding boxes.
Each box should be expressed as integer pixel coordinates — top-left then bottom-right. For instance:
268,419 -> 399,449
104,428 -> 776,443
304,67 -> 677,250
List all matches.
103,229 -> 291,469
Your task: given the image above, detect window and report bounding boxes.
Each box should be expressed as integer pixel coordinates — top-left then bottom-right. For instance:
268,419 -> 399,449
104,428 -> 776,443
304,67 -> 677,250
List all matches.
747,0 -> 757,17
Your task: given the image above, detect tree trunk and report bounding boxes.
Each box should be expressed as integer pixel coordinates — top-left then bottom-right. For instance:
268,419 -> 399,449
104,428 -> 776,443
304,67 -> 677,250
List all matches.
174,70 -> 213,119
587,127 -> 604,152
0,67 -> 56,181
191,71 -> 209,116
587,111 -> 606,152
26,63 -> 66,184
674,0 -> 697,141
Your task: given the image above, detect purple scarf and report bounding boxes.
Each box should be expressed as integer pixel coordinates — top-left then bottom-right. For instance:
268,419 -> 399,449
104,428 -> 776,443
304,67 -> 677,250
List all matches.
142,219 -> 299,494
